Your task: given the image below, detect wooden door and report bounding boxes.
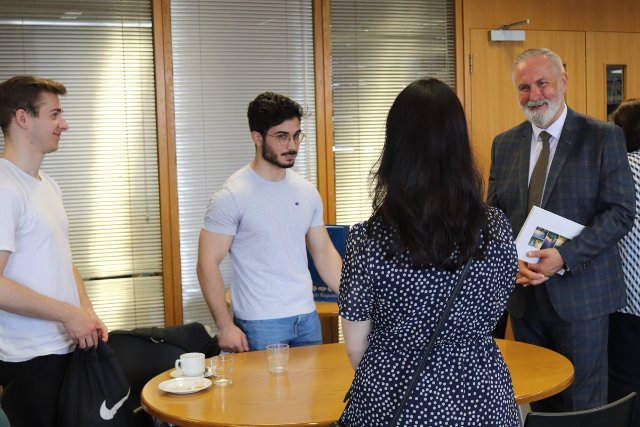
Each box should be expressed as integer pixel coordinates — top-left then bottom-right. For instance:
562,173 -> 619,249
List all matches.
586,32 -> 640,121
468,30 -> 586,187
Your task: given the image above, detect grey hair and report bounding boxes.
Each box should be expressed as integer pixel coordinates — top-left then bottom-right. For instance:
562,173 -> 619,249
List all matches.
512,48 -> 565,82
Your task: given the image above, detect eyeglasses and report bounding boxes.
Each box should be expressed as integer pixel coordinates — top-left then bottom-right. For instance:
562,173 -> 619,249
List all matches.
266,132 -> 306,146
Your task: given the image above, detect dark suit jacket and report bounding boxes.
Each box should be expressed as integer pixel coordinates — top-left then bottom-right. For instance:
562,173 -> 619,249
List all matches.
487,108 -> 635,321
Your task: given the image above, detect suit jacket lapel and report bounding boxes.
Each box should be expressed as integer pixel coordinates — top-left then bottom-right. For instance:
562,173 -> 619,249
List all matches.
518,123 -> 532,215
542,108 -> 576,208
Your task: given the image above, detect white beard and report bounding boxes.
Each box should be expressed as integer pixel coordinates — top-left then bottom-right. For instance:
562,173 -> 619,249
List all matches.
521,93 -> 564,128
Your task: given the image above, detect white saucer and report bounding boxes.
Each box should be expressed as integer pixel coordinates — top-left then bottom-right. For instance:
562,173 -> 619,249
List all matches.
159,377 -> 212,394
170,367 -> 214,378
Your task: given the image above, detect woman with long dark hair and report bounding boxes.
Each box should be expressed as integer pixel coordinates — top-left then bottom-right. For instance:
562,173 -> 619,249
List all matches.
338,78 -> 519,426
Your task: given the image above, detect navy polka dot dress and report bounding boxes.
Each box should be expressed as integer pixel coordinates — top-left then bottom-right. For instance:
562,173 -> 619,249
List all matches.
338,207 -> 520,426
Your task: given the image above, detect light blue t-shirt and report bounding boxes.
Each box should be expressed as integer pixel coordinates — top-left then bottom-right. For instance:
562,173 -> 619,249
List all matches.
203,165 -> 324,320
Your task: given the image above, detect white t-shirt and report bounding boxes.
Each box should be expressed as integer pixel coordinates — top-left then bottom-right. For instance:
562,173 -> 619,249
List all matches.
0,158 -> 79,362
203,165 -> 324,320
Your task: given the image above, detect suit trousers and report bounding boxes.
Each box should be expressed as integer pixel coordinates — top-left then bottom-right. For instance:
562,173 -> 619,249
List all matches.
608,312 -> 640,426
511,284 -> 608,412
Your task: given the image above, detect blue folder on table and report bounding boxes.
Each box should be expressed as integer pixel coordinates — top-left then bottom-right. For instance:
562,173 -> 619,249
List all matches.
308,225 -> 349,302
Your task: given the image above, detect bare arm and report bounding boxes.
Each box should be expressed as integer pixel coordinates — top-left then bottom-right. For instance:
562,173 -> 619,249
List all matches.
306,226 -> 343,294
73,265 -> 109,345
341,318 -> 371,369
196,229 -> 249,352
0,250 -> 105,349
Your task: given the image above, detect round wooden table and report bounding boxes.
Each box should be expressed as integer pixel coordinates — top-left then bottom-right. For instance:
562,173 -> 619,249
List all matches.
143,343 -> 351,426
496,339 -> 574,404
141,340 -> 573,426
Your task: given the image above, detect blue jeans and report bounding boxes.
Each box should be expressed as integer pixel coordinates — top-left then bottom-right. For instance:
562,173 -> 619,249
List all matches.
235,311 -> 322,351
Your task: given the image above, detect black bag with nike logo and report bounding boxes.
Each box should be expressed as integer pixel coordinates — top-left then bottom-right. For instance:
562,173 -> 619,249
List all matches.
59,339 -> 135,426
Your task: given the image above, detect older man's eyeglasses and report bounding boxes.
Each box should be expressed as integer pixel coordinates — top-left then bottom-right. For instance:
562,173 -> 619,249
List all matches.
267,131 -> 306,146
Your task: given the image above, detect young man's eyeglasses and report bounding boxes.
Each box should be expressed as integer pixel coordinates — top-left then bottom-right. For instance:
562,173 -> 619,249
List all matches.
266,131 -> 306,146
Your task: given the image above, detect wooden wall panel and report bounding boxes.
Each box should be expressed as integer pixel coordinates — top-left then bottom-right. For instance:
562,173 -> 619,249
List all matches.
313,0 -> 337,225
459,0 -> 640,110
462,0 -> 640,33
153,0 -> 183,325
586,32 -> 640,121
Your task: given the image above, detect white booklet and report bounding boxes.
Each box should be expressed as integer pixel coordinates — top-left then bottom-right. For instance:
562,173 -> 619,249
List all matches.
515,206 -> 584,266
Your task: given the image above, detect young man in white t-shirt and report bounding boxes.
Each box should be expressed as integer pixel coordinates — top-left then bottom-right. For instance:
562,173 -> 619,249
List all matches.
0,75 -> 108,427
197,92 -> 342,352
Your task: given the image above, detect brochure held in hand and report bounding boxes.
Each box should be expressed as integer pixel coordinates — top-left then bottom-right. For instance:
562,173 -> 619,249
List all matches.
515,206 -> 584,274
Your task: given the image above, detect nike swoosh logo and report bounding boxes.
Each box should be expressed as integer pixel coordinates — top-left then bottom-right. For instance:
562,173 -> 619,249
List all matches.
99,388 -> 131,420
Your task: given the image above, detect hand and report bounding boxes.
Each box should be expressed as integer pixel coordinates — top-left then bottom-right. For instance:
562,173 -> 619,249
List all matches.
89,310 -> 109,343
217,324 -> 249,352
526,248 -> 565,277
515,259 -> 548,287
62,306 -> 103,349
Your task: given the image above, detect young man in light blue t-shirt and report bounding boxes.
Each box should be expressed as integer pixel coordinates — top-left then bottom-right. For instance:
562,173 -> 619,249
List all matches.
197,92 -> 342,352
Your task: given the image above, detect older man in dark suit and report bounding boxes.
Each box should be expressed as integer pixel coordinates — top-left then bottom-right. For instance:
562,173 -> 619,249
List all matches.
487,48 -> 635,412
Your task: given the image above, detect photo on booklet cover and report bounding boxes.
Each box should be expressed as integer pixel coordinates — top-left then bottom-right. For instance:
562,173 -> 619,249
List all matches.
528,226 -> 571,250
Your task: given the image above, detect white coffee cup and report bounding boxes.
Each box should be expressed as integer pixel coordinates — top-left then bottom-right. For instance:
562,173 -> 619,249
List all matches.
175,352 -> 205,377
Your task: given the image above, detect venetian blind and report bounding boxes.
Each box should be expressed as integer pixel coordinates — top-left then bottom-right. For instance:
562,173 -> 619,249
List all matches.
331,0 -> 456,225
170,0 -> 317,327
0,1 -> 163,330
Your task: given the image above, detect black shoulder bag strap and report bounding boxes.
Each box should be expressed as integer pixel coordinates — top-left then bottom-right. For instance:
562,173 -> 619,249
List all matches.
387,255 -> 474,427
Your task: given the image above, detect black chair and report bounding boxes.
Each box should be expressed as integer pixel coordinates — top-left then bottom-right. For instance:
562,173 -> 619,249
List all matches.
523,392 -> 637,427
108,322 -> 220,427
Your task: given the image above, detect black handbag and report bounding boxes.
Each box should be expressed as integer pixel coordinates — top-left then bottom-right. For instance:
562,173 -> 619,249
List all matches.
334,255 -> 474,427
59,339 -> 135,427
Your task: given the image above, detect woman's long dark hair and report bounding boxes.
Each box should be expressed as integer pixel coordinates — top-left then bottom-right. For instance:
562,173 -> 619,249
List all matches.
370,78 -> 486,270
